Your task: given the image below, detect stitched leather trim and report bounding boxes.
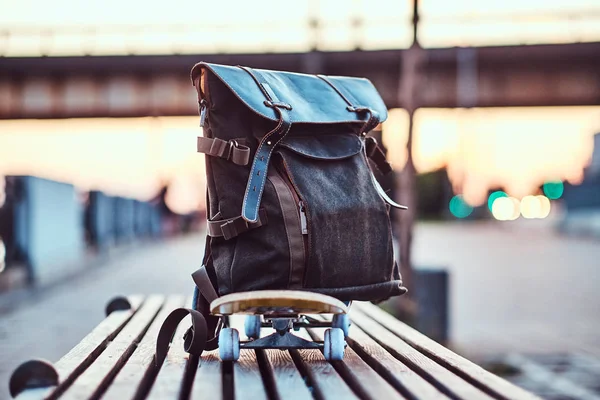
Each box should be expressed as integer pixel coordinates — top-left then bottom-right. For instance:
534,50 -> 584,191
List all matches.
190,62 -> 388,124
239,66 -> 293,223
267,170 -> 305,290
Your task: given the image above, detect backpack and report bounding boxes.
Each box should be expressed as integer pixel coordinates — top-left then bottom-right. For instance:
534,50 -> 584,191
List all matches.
156,62 -> 407,363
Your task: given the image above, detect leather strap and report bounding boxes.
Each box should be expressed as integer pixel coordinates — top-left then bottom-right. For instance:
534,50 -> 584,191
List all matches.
318,75 -> 402,208
207,209 -> 268,240
317,74 -> 380,135
365,136 -> 392,175
238,66 -> 292,223
197,136 -> 250,166
155,308 -> 207,366
192,266 -> 219,304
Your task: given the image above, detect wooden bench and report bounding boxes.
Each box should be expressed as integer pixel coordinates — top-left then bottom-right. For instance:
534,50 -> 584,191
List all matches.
9,295 -> 541,400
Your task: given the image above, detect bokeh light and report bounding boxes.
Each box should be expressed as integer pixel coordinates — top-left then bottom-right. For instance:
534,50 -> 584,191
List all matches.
492,196 -> 521,221
449,195 -> 474,219
543,180 -> 564,200
520,195 -> 542,219
492,197 -> 513,221
509,197 -> 521,220
488,191 -> 508,211
537,195 -> 552,218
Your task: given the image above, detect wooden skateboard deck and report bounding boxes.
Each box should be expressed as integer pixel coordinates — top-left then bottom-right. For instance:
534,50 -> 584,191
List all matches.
210,290 -> 348,316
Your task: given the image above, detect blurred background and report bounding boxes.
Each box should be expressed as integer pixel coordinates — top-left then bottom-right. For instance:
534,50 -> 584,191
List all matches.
1,0 -> 600,398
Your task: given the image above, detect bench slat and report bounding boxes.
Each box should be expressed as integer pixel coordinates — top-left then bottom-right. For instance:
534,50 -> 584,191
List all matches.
189,350 -> 222,400
59,295 -> 165,400
148,302 -> 217,399
261,349 -> 313,400
293,329 -> 359,400
14,296 -> 144,400
309,324 -> 406,400
229,316 -> 269,400
351,308 -> 495,400
11,295 -> 541,400
347,322 -> 449,400
103,295 -> 186,399
354,302 -> 541,400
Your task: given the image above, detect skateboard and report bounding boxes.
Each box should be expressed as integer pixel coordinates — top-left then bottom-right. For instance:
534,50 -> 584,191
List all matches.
210,290 -> 351,362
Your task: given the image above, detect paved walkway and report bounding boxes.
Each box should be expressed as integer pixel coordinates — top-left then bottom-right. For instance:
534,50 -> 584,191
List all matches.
1,222 -> 599,398
413,222 -> 600,359
0,234 -> 199,399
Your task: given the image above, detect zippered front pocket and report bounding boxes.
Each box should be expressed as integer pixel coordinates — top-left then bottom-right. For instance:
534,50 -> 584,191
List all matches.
267,165 -> 307,289
276,134 -> 395,292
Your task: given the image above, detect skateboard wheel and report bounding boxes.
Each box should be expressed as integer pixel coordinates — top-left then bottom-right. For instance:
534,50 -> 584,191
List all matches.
219,328 -> 240,361
244,315 -> 261,339
324,328 -> 345,361
332,314 -> 350,337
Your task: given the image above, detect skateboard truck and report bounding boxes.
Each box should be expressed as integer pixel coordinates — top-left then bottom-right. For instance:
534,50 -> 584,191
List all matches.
211,290 -> 350,362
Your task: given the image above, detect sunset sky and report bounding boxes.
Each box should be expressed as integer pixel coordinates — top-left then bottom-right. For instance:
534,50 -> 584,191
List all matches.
1,107 -> 598,213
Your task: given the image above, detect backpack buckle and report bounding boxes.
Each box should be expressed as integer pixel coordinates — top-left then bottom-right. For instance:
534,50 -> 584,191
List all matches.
225,140 -> 239,161
220,220 -> 241,241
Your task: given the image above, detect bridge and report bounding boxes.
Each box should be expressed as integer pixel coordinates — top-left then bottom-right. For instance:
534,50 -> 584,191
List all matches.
1,42 -> 600,120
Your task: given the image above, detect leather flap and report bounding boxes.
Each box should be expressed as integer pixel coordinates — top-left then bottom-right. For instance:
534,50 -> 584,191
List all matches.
279,134 -> 362,160
191,62 -> 388,125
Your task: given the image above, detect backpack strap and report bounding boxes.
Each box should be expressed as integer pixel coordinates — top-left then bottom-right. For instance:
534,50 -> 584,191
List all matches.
237,66 -> 293,223
365,136 -> 392,175
197,137 -> 251,166
317,75 -> 407,211
317,75 -> 381,135
207,208 -> 268,240
192,266 -> 219,304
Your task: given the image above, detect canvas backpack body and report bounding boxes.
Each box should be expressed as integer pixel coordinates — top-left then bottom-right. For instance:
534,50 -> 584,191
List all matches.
155,63 -> 407,362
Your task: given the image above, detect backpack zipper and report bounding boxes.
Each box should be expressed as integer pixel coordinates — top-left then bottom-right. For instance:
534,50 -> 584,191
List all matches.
268,166 -> 307,289
299,201 -> 308,235
199,99 -> 208,127
278,158 -> 310,283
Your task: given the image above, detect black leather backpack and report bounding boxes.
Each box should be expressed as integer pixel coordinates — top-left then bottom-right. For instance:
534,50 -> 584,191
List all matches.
156,62 -> 407,362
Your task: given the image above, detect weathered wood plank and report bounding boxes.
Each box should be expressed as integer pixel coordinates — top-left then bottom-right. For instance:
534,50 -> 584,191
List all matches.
354,302 -> 541,400
309,325 -> 406,400
262,349 -> 313,400
14,296 -> 144,400
59,295 -> 165,400
189,350 -> 222,400
228,316 -> 269,400
103,295 -> 186,399
147,296 -> 223,400
347,322 -> 449,400
350,308 -> 495,400
293,329 -> 359,400
232,350 -> 268,400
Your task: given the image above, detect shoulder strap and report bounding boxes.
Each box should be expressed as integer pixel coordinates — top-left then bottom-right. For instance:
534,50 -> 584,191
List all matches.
237,66 -> 293,223
318,75 -> 406,210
